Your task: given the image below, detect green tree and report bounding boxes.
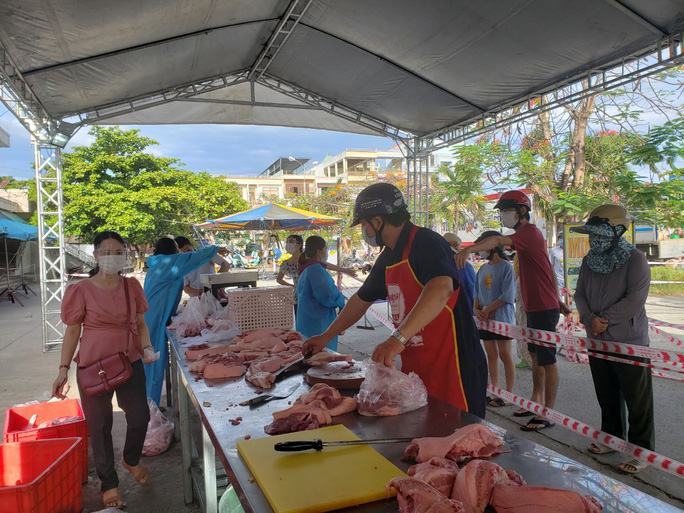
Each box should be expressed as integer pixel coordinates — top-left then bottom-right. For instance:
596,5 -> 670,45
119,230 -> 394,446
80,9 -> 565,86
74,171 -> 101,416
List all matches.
62,126 -> 247,246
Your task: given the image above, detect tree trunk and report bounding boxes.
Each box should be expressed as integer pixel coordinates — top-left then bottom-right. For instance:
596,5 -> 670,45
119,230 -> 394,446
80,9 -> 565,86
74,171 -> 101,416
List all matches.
570,94 -> 595,189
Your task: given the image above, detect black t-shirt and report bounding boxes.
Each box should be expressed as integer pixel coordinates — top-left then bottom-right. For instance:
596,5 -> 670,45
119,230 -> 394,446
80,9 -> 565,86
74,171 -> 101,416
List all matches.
358,223 -> 460,302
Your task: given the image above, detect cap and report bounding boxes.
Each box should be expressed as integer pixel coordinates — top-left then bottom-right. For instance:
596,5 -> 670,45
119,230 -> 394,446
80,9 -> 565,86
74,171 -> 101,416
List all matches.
494,190 -> 531,210
443,233 -> 461,246
351,183 -> 408,226
475,230 -> 503,243
570,204 -> 630,235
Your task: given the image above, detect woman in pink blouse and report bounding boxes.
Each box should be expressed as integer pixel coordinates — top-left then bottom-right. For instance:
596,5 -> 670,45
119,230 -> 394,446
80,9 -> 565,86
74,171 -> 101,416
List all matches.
52,231 -> 156,509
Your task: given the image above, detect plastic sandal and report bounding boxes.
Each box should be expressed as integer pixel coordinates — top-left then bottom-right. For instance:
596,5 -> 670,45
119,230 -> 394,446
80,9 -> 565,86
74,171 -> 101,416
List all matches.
617,459 -> 648,474
102,488 -> 126,509
588,443 -> 616,455
520,418 -> 555,431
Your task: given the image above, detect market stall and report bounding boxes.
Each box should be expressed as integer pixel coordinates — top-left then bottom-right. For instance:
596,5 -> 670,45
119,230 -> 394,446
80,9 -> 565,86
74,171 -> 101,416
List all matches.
169,330 -> 680,513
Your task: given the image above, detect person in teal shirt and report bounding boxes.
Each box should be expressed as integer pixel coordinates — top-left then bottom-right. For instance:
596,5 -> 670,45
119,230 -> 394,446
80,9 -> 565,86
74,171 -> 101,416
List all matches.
296,236 -> 346,351
144,237 -> 217,404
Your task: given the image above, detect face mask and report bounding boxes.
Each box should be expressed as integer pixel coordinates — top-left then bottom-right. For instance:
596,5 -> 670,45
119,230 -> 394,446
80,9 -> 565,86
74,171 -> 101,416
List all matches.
362,224 -> 380,247
501,211 -> 519,229
98,254 -> 127,274
285,243 -> 299,254
589,234 -> 613,254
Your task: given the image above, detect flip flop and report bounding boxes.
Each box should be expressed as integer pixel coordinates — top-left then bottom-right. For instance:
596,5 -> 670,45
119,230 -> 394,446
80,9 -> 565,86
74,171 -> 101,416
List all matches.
513,409 -> 534,417
617,459 -> 648,474
520,418 -> 555,431
487,397 -> 506,407
102,488 -> 126,509
123,461 -> 150,484
588,443 -> 616,455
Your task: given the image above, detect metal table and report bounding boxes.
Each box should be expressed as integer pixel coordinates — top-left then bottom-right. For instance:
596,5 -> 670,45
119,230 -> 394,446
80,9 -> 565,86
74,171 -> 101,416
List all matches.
169,333 -> 680,513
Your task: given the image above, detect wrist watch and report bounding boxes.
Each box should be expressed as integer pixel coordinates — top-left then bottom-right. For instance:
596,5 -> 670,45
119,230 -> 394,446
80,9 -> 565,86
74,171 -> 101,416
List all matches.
391,329 -> 408,346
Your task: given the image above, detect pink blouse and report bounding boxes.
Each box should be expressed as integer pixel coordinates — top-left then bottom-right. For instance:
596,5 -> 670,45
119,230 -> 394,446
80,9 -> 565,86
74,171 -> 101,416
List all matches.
61,277 -> 148,366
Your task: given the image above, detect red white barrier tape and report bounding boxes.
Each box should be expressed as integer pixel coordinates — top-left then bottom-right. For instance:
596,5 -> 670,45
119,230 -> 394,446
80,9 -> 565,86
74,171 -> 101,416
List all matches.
487,385 -> 684,479
649,318 -> 684,331
648,325 -> 684,348
478,319 -> 684,365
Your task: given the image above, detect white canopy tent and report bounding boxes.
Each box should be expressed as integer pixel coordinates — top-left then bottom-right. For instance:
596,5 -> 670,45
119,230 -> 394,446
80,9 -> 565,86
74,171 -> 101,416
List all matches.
0,0 -> 682,348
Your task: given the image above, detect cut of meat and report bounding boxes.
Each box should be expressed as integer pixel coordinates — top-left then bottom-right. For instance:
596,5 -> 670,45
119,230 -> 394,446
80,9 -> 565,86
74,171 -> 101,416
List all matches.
326,396 -> 357,417
264,410 -> 330,435
238,351 -> 270,362
407,458 -> 460,497
305,352 -> 353,367
242,328 -> 286,342
297,383 -> 343,407
389,477 -> 465,513
404,424 -> 505,463
450,460 -> 524,513
188,352 -> 242,375
233,336 -> 288,353
490,485 -> 603,513
245,352 -> 303,389
185,343 -> 234,361
281,331 -> 303,342
203,363 -> 246,380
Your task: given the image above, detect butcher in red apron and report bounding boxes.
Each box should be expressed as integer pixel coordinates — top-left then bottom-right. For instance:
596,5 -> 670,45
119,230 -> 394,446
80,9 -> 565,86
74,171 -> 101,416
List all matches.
302,183 -> 487,417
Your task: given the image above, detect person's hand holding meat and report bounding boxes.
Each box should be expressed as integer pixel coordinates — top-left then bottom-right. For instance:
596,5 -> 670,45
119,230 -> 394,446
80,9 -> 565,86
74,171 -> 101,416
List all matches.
301,334 -> 329,357
372,336 -> 405,367
590,316 -> 609,336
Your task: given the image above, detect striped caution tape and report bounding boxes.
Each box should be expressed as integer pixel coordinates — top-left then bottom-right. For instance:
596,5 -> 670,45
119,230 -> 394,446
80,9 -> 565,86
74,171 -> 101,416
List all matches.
487,385 -> 684,479
649,318 -> 684,331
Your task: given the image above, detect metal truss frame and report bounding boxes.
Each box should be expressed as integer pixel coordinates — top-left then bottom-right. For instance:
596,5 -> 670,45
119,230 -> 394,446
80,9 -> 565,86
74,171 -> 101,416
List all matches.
404,142 -> 431,228
248,0 -> 313,82
33,142 -> 67,352
415,33 -> 684,155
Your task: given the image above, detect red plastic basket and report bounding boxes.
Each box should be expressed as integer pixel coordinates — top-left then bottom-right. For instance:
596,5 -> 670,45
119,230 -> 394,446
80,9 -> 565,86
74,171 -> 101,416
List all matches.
0,438 -> 83,513
3,400 -> 88,483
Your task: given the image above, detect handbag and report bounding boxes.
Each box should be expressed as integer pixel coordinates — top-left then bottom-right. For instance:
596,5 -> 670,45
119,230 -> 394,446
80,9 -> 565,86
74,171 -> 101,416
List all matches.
78,278 -> 136,396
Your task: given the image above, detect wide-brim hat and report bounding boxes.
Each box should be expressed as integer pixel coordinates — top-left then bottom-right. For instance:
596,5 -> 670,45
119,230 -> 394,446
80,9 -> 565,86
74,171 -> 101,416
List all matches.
570,204 -> 630,235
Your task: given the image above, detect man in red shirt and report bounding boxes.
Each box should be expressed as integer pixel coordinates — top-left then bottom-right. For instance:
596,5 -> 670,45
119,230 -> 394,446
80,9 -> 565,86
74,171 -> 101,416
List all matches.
457,190 -> 569,431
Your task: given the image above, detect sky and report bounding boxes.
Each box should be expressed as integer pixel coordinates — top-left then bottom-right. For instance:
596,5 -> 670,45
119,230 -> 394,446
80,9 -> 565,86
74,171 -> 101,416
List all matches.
0,105 -> 394,179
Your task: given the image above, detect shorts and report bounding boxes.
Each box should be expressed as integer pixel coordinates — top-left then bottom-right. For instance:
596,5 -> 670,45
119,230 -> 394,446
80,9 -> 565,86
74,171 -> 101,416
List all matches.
479,329 -> 512,341
526,308 -> 560,366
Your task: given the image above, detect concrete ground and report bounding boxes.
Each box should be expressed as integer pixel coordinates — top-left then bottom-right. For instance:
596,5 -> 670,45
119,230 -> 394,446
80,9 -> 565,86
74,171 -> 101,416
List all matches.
1,278 -> 682,511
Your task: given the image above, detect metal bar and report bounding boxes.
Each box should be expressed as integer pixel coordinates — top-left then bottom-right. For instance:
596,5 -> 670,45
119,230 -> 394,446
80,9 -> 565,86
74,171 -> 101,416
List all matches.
33,142 -> 66,351
177,360 -> 194,504
202,424 -> 218,513
248,0 -> 314,81
179,98 -> 322,110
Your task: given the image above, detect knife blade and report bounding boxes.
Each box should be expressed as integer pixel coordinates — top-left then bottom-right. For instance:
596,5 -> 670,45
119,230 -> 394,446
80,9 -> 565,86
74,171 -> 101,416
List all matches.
274,437 -> 413,452
240,383 -> 301,407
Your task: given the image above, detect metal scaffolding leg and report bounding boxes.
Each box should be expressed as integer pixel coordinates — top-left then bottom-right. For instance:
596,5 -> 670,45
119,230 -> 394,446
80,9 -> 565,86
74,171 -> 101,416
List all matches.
405,141 -> 430,228
33,141 -> 66,352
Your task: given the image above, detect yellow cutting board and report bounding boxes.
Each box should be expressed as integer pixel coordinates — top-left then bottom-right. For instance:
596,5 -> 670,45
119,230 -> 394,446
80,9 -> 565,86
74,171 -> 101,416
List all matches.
237,424 -> 405,513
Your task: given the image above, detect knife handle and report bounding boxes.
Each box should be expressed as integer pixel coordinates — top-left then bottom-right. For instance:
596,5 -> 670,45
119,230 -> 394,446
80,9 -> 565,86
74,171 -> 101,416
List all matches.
274,440 -> 324,452
248,395 -> 272,407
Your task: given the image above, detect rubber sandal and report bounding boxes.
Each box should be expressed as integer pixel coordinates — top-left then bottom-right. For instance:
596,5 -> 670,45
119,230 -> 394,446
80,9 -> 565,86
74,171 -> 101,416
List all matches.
487,397 -> 506,407
513,409 -> 534,417
102,488 -> 126,509
617,459 -> 648,474
588,443 -> 616,455
123,461 -> 150,484
520,418 -> 555,431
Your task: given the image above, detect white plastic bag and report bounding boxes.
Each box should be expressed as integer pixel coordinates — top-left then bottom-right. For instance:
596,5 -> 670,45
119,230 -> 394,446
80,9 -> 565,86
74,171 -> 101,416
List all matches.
174,296 -> 206,338
356,360 -> 428,416
142,399 -> 174,456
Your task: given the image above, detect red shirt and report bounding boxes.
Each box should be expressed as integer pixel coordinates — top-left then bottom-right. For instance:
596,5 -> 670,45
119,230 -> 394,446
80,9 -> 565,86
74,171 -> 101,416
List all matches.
510,223 -> 559,313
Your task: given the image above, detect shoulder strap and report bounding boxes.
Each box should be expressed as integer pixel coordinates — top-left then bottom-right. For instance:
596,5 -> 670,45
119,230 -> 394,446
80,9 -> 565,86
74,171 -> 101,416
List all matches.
402,225 -> 419,260
122,278 -> 139,352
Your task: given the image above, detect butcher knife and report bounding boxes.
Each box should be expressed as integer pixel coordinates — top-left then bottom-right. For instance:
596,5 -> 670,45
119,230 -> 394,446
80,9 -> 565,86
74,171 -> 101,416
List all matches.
240,383 -> 301,407
274,437 -> 413,452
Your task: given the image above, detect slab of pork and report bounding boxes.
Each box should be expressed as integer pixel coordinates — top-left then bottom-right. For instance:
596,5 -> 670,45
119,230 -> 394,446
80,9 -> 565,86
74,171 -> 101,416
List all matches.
389,477 -> 465,513
404,424 -> 505,463
450,460 -> 524,513
407,457 -> 460,497
490,484 -> 603,513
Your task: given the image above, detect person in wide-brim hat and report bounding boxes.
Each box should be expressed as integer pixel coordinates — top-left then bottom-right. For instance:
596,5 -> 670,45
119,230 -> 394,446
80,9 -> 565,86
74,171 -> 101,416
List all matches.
573,204 -> 654,474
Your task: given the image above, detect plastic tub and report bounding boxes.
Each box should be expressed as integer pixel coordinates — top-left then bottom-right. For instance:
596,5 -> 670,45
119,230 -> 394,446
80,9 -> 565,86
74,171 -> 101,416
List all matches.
219,485 -> 245,513
3,399 -> 88,483
0,437 -> 83,513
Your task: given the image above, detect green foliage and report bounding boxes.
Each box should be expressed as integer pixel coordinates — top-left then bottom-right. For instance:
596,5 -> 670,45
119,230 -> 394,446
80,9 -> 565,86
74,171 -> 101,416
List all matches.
62,126 -> 247,246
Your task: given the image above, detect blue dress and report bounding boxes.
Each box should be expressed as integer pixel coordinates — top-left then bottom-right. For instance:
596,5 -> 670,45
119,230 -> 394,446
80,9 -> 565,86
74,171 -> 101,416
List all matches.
295,263 -> 346,351
143,246 -> 217,404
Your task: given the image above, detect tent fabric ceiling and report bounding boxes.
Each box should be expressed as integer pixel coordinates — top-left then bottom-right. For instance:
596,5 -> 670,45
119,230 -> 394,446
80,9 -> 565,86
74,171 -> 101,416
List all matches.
0,0 -> 681,137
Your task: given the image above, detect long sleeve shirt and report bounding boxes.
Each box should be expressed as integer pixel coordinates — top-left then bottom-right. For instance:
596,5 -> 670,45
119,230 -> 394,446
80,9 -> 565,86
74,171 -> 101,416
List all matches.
574,250 -> 650,346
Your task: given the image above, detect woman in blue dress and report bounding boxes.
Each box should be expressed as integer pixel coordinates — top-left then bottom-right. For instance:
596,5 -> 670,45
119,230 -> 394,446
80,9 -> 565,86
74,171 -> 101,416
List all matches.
143,237 -> 217,404
296,236 -> 346,351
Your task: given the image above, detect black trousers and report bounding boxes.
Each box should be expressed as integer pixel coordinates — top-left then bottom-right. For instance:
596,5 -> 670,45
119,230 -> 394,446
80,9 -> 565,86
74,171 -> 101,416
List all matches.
588,355 -> 655,451
78,359 -> 150,492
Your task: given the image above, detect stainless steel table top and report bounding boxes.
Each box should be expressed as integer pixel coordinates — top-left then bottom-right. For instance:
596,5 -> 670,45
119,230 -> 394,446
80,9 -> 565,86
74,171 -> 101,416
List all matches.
170,333 -> 681,513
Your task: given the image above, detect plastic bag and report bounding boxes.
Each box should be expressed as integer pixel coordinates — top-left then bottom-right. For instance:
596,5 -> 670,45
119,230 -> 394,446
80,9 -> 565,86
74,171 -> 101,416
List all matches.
142,399 -> 174,456
200,291 -> 223,318
356,360 -> 428,416
174,296 -> 206,338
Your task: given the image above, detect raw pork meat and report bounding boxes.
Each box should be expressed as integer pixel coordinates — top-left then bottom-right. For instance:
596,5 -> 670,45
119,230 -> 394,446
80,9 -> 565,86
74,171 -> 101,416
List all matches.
242,328 -> 285,342
389,478 -> 465,513
490,485 -> 603,513
450,460 -> 524,513
233,336 -> 288,353
185,343 -> 234,361
244,352 -> 301,389
356,361 -> 428,416
265,410 -> 330,435
404,424 -> 505,463
305,352 -> 353,367
203,363 -> 246,380
407,458 -> 460,497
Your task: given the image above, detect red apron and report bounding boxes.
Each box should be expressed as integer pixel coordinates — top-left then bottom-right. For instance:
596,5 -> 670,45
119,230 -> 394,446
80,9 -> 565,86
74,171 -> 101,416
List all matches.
385,226 -> 469,410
